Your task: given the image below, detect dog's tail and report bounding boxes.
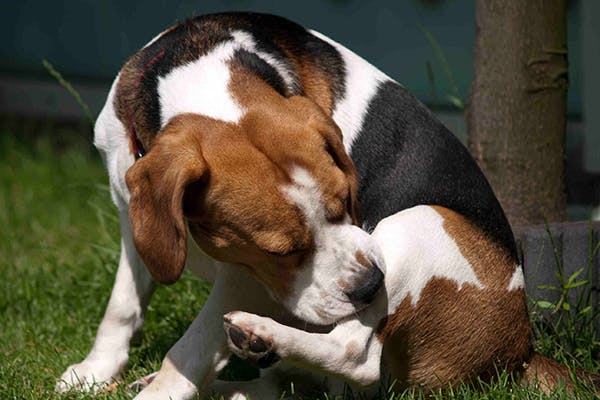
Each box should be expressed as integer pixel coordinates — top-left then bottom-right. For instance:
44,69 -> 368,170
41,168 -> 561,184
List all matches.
520,351 -> 600,394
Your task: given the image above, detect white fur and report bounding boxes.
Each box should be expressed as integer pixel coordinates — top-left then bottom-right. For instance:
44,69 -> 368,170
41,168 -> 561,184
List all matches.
281,167 -> 386,324
93,74 -> 134,209
158,29 -> 300,128
309,30 -> 391,153
158,40 -> 244,126
132,264 -> 282,400
56,210 -> 155,392
507,265 -> 525,291
225,310 -> 383,388
372,206 -> 484,311
58,75 -> 145,393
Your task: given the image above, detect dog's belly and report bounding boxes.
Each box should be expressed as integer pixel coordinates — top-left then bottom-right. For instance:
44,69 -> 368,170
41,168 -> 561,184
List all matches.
372,205 -> 531,388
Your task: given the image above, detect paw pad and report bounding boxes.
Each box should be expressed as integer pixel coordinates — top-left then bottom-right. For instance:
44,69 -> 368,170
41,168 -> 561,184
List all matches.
224,320 -> 280,368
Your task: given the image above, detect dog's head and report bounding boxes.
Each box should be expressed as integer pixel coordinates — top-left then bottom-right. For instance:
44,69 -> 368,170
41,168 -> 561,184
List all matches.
125,96 -> 385,324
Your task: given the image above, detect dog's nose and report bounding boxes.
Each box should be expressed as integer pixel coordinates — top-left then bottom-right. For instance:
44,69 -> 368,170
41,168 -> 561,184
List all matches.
346,265 -> 384,305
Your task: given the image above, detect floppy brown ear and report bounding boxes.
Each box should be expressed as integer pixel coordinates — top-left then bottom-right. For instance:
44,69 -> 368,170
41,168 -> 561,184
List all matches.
125,133 -> 206,284
309,110 -> 362,226
322,125 -> 362,226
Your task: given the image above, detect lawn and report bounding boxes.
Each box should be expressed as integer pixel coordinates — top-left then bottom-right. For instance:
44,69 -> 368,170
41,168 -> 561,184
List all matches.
0,123 -> 598,399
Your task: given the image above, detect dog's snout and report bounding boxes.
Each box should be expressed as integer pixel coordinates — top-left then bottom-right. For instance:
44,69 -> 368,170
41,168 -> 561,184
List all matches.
346,265 -> 384,305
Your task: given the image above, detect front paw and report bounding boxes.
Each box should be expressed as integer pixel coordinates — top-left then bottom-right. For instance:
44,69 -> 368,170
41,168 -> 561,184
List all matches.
223,312 -> 281,368
55,359 -> 123,393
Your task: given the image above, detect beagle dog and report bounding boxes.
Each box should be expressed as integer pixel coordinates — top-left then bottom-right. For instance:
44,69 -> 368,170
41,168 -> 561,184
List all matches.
56,12 -> 577,399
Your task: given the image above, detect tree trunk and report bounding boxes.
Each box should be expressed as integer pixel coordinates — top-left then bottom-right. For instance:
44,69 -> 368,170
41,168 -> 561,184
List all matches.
467,0 -> 568,226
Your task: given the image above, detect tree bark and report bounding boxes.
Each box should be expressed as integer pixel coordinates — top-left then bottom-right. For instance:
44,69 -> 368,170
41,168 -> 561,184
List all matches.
467,0 -> 568,226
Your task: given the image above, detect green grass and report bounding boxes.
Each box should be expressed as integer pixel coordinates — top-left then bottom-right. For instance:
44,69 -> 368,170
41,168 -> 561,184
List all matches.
0,129 -> 211,399
0,127 -> 598,399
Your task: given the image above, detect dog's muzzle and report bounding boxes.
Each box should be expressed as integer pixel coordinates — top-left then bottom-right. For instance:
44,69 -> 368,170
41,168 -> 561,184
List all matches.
346,265 -> 384,305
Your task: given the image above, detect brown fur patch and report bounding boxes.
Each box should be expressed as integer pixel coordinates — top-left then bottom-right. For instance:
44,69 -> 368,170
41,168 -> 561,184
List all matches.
228,63 -> 361,225
294,57 -> 335,114
125,122 -> 206,284
431,206 -> 517,289
119,16 -> 358,299
522,351 -> 600,395
337,278 -> 350,291
126,89 -> 359,298
355,251 -> 373,269
521,352 -> 572,394
268,29 -> 343,115
376,207 -> 531,390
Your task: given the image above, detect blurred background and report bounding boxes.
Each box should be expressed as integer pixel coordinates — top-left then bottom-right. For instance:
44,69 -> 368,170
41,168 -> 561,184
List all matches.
0,0 -> 598,218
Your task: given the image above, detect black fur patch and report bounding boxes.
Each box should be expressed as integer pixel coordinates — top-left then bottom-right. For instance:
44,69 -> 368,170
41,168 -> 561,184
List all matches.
233,48 -> 288,97
213,12 -> 345,102
350,81 -> 518,260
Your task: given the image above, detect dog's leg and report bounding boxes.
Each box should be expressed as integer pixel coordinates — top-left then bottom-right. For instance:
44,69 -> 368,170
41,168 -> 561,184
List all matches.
57,209 -> 155,392
209,371 -> 282,400
130,360 -> 284,400
210,366 -> 342,400
134,265 -> 276,400
224,310 -> 384,387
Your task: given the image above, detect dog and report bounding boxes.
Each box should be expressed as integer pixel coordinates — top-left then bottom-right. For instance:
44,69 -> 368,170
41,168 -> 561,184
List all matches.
56,12 -> 588,399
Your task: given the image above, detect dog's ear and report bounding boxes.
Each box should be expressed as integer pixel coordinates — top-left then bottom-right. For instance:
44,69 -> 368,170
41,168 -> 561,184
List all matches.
125,132 -> 206,284
319,121 -> 362,226
300,100 -> 362,226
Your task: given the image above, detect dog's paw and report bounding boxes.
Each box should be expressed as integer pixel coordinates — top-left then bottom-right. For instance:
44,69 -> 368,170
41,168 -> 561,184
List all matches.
55,359 -> 123,393
223,311 -> 281,368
